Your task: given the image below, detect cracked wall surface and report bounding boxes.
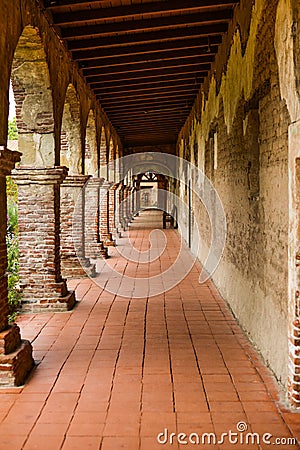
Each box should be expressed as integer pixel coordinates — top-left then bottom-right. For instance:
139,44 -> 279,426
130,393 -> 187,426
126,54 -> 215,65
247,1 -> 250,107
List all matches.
177,0 -> 299,391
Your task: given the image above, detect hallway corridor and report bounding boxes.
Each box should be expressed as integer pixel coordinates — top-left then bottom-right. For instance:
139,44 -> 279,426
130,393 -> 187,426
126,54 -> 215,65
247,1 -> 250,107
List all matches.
1,211 -> 299,450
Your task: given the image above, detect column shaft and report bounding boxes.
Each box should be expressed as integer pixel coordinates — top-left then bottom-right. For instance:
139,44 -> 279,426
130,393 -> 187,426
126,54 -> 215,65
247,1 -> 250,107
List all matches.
12,167 -> 76,312
60,175 -> 96,278
0,148 -> 34,385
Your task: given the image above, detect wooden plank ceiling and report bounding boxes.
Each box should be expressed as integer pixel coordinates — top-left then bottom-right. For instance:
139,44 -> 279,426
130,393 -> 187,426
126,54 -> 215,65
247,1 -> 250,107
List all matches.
42,0 -> 238,147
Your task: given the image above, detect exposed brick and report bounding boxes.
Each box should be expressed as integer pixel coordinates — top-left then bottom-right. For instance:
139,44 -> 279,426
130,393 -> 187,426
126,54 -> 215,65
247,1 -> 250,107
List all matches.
12,167 -> 76,312
60,175 -> 96,278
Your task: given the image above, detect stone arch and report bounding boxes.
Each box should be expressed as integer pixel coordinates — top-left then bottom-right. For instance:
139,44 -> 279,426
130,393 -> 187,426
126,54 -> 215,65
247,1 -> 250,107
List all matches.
108,136 -> 115,182
108,137 -> 114,163
11,25 -> 55,166
99,126 -> 108,177
115,144 -> 120,182
60,83 -> 82,174
84,109 -> 97,176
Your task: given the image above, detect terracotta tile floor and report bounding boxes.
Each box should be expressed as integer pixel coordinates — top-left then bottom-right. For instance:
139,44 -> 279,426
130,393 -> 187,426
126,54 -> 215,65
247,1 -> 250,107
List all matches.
1,210 -> 300,449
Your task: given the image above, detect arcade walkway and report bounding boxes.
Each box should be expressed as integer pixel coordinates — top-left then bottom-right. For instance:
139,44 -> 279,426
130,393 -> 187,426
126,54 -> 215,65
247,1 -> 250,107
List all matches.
1,211 -> 299,450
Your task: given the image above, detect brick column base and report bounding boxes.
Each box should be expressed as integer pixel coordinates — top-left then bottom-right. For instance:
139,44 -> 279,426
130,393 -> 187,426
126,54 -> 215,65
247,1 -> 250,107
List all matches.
109,183 -> 121,239
85,177 -> 109,259
117,184 -> 127,231
100,182 -> 115,246
288,318 -> 300,407
0,148 -> 34,385
61,175 -> 96,278
123,186 -> 133,228
12,167 -> 76,312
0,324 -> 33,386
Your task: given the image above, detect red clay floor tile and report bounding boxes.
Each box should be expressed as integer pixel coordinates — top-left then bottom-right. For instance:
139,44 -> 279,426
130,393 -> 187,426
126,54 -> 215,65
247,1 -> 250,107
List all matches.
0,211 -> 298,449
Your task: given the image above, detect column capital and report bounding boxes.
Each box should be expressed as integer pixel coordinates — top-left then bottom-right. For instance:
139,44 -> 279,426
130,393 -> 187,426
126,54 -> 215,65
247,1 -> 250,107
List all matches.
86,176 -> 105,188
12,166 -> 69,185
0,147 -> 21,177
110,182 -> 120,191
101,180 -> 114,190
62,174 -> 91,188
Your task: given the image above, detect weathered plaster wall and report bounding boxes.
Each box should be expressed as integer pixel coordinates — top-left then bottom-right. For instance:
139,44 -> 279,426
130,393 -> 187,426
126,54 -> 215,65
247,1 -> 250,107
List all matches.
177,0 -> 296,388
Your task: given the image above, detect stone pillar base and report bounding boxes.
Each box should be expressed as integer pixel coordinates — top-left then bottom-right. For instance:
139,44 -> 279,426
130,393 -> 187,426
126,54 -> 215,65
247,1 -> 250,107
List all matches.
85,177 -> 106,259
21,290 -> 76,313
61,260 -> 96,279
100,244 -> 109,259
100,182 -> 115,246
102,233 -> 115,246
0,324 -> 34,386
12,166 -> 77,312
61,175 -> 96,279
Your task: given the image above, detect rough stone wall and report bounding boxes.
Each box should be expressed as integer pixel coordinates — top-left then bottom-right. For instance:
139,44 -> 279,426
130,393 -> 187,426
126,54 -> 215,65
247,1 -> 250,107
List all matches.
177,0 -> 294,390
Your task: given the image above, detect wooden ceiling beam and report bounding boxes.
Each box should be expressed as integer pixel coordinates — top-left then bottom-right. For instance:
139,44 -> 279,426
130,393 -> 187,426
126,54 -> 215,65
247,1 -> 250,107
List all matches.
78,48 -> 215,70
123,133 -> 178,139
72,36 -> 222,60
83,61 -> 211,78
93,78 -> 201,95
124,134 -> 178,140
67,25 -> 227,51
89,72 -> 206,87
45,0 -> 107,7
99,92 -> 196,107
95,83 -> 199,98
47,0 -> 238,9
118,126 -> 181,133
103,100 -> 193,113
109,114 -> 188,124
118,126 -> 180,134
110,118 -> 186,127
111,117 -> 186,126
125,138 -> 177,145
62,14 -> 230,39
52,0 -> 237,25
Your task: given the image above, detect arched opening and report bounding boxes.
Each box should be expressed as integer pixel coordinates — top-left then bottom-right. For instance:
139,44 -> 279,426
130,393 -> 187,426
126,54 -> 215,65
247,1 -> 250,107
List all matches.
9,26 -> 75,313
11,25 -> 55,167
60,84 -> 82,174
84,115 -> 109,259
84,109 -> 97,176
98,128 -> 114,245
108,136 -> 115,182
9,25 -> 56,312
99,126 -> 108,178
60,85 -> 96,277
139,172 -> 159,209
6,83 -> 19,321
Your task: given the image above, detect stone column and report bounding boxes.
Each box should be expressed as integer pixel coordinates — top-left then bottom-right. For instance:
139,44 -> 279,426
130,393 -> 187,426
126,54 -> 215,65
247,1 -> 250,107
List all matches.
99,181 -> 115,246
123,186 -> 132,227
115,183 -> 124,235
84,177 -> 108,259
135,179 -> 141,215
12,166 -> 76,312
60,175 -> 96,278
0,148 -> 34,385
130,187 -> 136,217
108,183 -> 120,239
118,184 -> 127,230
288,122 -> 300,407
